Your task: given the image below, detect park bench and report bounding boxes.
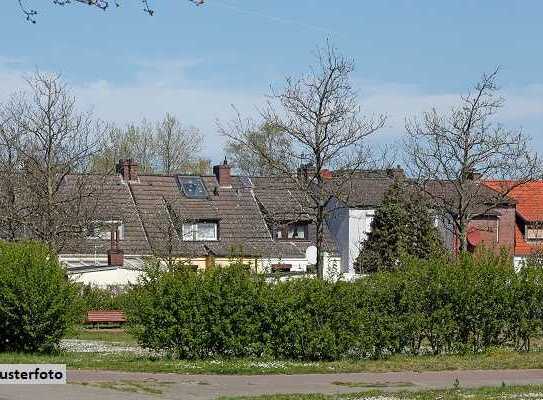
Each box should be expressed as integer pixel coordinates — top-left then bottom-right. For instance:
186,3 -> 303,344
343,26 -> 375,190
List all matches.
85,310 -> 127,328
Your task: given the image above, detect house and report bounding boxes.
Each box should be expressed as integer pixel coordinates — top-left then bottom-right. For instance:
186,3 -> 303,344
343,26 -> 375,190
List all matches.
59,159 -> 340,286
484,180 -> 543,267
325,171 -> 520,273
326,169 -> 401,273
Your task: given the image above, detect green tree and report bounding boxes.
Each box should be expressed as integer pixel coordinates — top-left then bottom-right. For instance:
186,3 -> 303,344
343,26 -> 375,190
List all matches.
355,178 -> 441,273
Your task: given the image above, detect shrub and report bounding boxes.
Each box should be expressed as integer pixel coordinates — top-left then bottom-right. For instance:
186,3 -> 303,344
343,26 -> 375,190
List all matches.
126,250 -> 543,360
78,284 -> 128,313
0,241 -> 79,352
125,261 -> 267,358
263,278 -> 368,360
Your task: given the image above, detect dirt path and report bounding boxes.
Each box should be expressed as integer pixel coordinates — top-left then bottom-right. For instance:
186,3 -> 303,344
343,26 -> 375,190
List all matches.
1,369 -> 543,400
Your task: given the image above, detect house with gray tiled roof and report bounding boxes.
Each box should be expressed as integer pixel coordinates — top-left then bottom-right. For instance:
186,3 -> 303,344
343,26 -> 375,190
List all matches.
60,159 -> 340,286
326,169 -> 402,273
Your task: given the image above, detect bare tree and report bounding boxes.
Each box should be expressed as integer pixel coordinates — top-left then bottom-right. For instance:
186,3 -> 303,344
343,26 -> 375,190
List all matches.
225,122 -> 293,176
92,115 -> 206,175
221,43 -> 386,278
17,0 -> 204,23
0,96 -> 26,240
405,69 -> 541,252
91,121 -> 156,173
155,113 -> 202,175
0,72 -> 106,251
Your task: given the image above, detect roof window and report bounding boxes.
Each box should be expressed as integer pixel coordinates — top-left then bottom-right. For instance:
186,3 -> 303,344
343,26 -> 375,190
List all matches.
177,176 -> 209,199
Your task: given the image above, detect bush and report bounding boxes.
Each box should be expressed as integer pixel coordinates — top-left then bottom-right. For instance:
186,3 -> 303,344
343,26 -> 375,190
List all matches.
125,261 -> 267,358
126,251 -> 543,360
0,241 -> 79,352
78,284 -> 128,313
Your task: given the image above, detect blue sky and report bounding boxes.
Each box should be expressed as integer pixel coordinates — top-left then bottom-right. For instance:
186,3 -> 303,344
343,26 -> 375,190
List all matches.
1,1 -> 543,161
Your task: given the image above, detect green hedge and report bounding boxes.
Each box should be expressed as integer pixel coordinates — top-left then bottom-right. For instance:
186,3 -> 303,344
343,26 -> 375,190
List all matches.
125,252 -> 543,360
0,242 -> 79,353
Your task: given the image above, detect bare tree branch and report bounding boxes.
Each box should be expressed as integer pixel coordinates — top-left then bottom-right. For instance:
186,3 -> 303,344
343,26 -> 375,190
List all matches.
405,68 -> 542,252
17,0 -> 204,23
220,42 -> 385,278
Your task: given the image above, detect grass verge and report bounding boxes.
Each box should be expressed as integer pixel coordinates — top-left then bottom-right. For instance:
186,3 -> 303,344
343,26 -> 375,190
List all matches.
1,347 -> 543,375
219,385 -> 543,399
64,328 -> 138,345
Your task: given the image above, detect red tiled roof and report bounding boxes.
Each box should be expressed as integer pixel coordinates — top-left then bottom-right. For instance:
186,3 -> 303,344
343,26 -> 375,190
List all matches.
485,181 -> 543,222
484,180 -> 543,256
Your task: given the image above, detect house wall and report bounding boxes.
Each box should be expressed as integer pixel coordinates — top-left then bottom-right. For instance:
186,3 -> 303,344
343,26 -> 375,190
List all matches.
347,209 -> 374,272
71,268 -> 143,288
467,206 -> 516,254
326,202 -> 375,273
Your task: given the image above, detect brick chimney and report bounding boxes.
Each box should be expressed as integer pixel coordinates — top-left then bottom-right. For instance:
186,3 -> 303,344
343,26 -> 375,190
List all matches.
213,157 -> 232,188
117,159 -> 139,182
107,225 -> 124,267
386,166 -> 405,180
297,163 -> 316,182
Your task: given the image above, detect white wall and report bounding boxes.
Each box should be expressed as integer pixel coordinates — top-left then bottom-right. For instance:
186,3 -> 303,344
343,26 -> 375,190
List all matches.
71,268 -> 143,288
347,209 -> 375,273
326,204 -> 375,273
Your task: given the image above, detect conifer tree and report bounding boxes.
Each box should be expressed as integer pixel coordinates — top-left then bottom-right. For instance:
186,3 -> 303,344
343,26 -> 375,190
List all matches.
355,178 -> 441,273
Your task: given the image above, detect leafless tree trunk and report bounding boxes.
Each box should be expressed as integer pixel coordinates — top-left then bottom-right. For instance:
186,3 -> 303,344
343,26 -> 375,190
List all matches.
221,43 -> 385,278
0,72 -> 106,251
405,69 -> 541,252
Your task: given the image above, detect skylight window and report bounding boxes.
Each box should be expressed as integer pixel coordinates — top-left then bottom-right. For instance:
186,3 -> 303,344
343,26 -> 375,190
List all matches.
177,176 -> 209,199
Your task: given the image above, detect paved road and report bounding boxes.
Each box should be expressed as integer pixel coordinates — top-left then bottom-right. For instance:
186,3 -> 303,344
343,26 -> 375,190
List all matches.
1,369 -> 543,400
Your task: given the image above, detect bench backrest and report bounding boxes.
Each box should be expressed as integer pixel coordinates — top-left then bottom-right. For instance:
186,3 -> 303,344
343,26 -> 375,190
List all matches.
86,310 -> 127,323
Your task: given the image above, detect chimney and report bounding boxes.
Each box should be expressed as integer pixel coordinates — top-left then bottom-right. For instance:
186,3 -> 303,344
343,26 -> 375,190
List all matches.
117,159 -> 139,182
213,157 -> 232,188
297,163 -> 316,182
465,169 -> 483,181
107,225 -> 124,267
320,169 -> 333,181
386,166 -> 405,180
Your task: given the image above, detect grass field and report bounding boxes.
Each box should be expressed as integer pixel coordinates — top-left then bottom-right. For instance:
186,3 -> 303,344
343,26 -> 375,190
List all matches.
64,328 -> 138,345
219,385 -> 543,400
1,345 -> 543,375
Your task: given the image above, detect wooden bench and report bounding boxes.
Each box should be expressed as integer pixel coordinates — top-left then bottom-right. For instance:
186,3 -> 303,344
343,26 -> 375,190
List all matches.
85,310 -> 127,327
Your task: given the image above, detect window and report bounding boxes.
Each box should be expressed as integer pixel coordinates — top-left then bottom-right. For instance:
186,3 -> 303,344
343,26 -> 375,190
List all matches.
275,223 -> 308,240
177,176 -> 208,199
182,222 -> 218,241
526,224 -> 543,240
86,221 -> 123,240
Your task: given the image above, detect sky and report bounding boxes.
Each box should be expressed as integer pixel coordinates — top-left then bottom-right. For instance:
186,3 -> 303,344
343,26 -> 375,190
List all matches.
1,0 -> 543,162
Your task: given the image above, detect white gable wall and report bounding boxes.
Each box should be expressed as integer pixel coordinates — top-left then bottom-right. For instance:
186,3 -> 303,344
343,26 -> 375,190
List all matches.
347,209 -> 375,272
327,201 -> 375,273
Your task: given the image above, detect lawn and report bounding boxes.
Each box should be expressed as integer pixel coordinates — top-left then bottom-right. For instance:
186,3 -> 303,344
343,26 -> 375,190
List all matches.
1,345 -> 543,375
64,327 -> 138,345
219,385 -> 543,400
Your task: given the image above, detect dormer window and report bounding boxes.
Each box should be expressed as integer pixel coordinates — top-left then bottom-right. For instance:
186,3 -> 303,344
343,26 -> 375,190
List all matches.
86,220 -> 123,240
182,221 -> 218,241
526,223 -> 543,241
275,222 -> 308,240
177,176 -> 208,199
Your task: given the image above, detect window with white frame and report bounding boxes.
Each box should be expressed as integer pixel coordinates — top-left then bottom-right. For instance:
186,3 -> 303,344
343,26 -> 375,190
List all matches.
182,222 -> 218,241
526,223 -> 543,240
86,220 -> 123,240
275,222 -> 308,240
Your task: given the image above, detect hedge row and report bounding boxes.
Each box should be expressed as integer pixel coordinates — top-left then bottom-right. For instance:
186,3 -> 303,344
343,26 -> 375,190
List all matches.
125,252 -> 543,360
